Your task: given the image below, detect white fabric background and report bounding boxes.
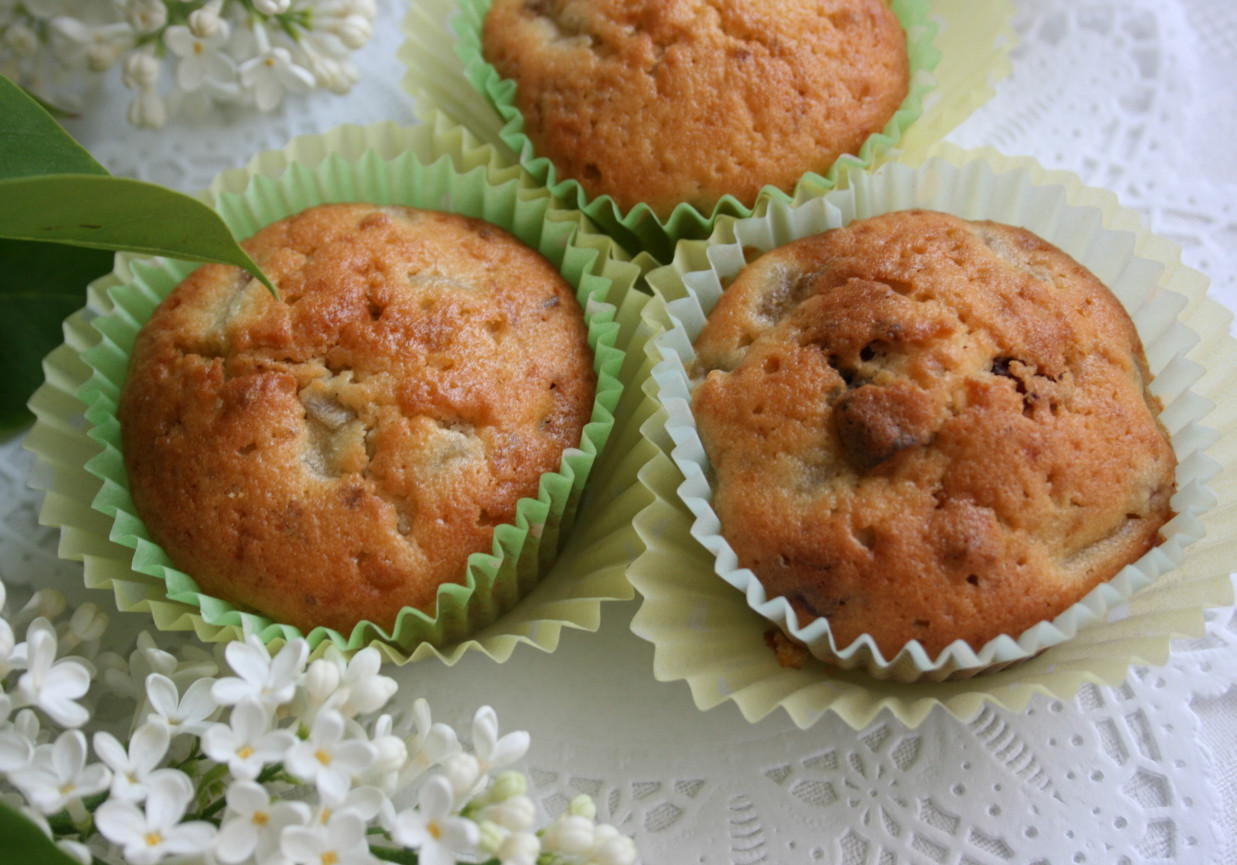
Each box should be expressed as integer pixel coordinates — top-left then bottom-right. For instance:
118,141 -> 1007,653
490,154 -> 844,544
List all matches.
2,0 -> 1234,862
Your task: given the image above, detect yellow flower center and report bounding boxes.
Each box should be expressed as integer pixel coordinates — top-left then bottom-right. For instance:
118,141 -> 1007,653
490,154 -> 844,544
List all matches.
315,749 -> 331,766
237,745 -> 255,759
265,57 -> 276,67
194,42 -> 204,55
428,821 -> 443,841
59,783 -> 76,796
145,832 -> 163,848
322,853 -> 339,865
252,811 -> 270,827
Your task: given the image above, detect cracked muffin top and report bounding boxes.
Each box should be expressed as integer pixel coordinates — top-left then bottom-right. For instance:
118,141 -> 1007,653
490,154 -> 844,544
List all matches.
119,203 -> 596,634
689,210 -> 1177,658
482,0 -> 909,219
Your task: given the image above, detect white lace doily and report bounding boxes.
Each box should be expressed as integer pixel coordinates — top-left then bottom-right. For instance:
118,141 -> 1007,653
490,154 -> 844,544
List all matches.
4,0 -> 1233,861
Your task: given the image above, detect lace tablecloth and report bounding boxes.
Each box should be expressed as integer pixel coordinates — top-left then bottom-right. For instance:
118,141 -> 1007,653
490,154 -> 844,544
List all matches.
4,0 -> 1235,861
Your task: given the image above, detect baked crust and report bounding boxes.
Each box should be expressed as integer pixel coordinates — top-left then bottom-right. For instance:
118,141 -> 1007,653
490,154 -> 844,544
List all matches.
483,0 -> 909,218
690,210 -> 1177,657
120,203 -> 596,634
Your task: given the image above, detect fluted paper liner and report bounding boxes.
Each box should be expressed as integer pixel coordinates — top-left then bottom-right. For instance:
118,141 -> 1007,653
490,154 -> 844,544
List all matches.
24,121 -> 654,665
628,145 -> 1234,725
404,0 -> 992,258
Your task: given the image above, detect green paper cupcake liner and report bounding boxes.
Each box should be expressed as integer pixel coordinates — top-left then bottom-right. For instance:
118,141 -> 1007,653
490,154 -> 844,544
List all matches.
405,0 -> 945,259
25,121 -> 655,665
626,144 -> 1236,725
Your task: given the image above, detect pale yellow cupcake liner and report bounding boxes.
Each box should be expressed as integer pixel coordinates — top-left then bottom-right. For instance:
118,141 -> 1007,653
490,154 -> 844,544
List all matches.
627,144 -> 1235,724
24,121 -> 652,665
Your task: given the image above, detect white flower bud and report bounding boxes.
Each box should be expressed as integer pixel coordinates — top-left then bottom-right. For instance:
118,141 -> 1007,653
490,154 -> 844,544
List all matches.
124,0 -> 167,35
67,604 -> 107,642
442,752 -> 482,799
306,53 -> 358,95
252,0 -> 291,15
480,794 -> 536,832
18,589 -> 67,627
121,51 -> 160,89
593,833 -> 638,865
85,42 -> 117,73
568,793 -> 597,820
487,771 -> 528,803
3,22 -> 39,57
127,87 -> 166,128
332,14 -> 370,50
188,7 -> 225,39
496,830 -> 541,865
372,734 -> 407,776
330,0 -> 376,19
305,657 -> 341,702
544,815 -> 596,855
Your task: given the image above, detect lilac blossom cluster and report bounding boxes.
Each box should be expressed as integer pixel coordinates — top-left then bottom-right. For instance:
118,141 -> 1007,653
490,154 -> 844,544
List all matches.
0,579 -> 639,865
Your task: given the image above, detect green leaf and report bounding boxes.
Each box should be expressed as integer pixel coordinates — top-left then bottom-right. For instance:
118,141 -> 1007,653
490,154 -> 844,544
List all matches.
0,72 -> 279,441
0,174 -> 276,294
0,237 -> 115,434
0,799 -> 83,865
0,74 -> 106,180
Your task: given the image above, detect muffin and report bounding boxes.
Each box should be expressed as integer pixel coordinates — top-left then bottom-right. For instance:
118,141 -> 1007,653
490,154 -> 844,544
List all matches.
688,209 -> 1178,659
481,0 -> 910,219
118,202 -> 597,635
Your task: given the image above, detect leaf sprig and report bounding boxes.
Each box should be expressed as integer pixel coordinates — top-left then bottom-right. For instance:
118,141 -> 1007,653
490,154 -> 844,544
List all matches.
0,75 -> 275,435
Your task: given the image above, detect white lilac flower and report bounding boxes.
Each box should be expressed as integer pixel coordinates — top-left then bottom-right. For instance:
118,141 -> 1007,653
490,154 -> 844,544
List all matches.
95,770 -> 217,865
321,647 -> 397,718
11,617 -> 94,728
212,634 -> 308,710
281,806 -> 377,865
12,707 -> 48,750
48,17 -> 132,73
144,672 -> 218,737
215,780 -> 311,865
8,728 -> 111,818
104,632 -> 178,703
163,22 -> 236,92
237,25 -> 313,112
382,775 -> 480,865
0,702 -> 35,773
284,709 -> 375,804
57,602 -> 108,658
0,613 -> 16,678
92,721 -> 170,802
201,698 -> 296,781
472,705 -> 529,778
395,697 -> 459,789
11,590 -> 67,633
3,20 -> 39,57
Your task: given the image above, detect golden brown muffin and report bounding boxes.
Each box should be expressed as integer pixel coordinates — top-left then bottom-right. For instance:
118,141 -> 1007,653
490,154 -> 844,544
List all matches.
119,203 -> 596,634
690,210 -> 1177,658
482,0 -> 909,218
